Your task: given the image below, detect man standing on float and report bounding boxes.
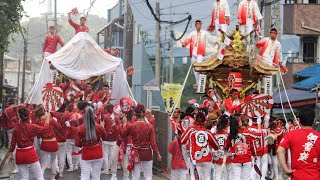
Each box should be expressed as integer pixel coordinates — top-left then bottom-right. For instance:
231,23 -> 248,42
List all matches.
256,28 -> 283,95
183,20 -> 218,85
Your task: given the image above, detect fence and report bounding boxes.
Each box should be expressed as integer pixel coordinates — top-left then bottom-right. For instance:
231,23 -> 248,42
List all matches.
152,110 -> 172,173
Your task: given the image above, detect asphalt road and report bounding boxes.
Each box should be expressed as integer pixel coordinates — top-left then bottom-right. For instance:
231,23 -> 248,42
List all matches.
1,162 -> 168,180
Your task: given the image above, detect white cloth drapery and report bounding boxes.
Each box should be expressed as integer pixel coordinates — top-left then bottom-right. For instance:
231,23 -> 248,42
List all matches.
26,32 -> 133,105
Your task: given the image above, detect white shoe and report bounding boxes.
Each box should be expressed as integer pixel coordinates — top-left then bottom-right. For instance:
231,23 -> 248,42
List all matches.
101,169 -> 110,175
12,168 -> 19,174
111,174 -> 117,180
67,167 -> 73,172
73,165 -> 78,171
123,175 -> 129,180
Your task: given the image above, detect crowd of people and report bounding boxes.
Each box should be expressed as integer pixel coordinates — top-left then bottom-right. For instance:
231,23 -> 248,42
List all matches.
1,78 -> 159,180
169,88 -> 320,180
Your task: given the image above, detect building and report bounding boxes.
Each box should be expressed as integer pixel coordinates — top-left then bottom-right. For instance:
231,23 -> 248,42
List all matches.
282,0 -> 320,88
272,1 -> 320,116
97,0 -> 134,86
3,55 -> 33,102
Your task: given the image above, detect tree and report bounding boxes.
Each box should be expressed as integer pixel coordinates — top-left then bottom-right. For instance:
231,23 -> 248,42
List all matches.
0,0 -> 25,103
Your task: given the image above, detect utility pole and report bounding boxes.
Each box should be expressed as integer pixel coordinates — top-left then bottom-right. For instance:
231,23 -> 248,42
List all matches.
263,2 -> 271,37
54,0 -> 57,28
21,35 -> 28,102
155,2 -> 161,85
16,57 -> 21,103
169,3 -> 174,83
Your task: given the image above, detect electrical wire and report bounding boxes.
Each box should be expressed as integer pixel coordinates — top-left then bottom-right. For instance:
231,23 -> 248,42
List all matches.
129,0 -> 154,21
144,0 -> 192,41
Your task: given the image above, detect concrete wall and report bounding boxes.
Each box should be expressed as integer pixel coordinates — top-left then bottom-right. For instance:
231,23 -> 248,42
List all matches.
283,4 -> 320,35
282,63 -> 315,88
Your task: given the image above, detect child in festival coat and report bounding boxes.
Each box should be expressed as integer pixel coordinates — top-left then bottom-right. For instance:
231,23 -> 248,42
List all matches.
168,130 -> 188,180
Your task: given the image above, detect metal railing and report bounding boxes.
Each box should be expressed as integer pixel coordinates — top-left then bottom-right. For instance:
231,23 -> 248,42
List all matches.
287,57 -> 320,63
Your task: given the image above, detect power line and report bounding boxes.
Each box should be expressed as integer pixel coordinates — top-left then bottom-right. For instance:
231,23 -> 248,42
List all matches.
159,0 -> 207,10
128,0 -> 154,21
144,0 -> 192,41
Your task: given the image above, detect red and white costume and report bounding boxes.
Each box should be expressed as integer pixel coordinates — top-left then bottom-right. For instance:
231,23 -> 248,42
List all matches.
183,30 -> 218,83
209,0 -> 230,36
212,130 -> 232,180
181,125 -> 218,180
202,97 -> 220,113
76,123 -> 108,180
237,0 -> 262,35
121,121 -> 159,180
66,112 -> 83,172
82,90 -> 97,103
68,18 -> 89,34
38,117 -> 62,179
50,111 -> 72,175
279,128 -> 320,180
224,97 -> 242,116
42,34 -> 64,58
228,128 -> 254,180
268,126 -> 285,180
180,116 -> 194,134
1,105 -> 18,144
10,122 -> 47,180
101,113 -> 120,178
168,138 -> 188,180
256,37 -> 283,66
248,124 -> 269,180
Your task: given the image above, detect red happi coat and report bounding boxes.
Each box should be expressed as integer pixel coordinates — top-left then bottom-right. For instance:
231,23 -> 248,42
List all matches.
248,124 -> 264,156
42,34 -> 64,54
228,128 -> 254,163
213,130 -> 231,164
237,0 -> 262,25
210,0 -> 230,25
168,139 -> 187,170
68,18 -> 89,34
121,121 -> 159,161
10,123 -> 46,165
181,125 -> 218,163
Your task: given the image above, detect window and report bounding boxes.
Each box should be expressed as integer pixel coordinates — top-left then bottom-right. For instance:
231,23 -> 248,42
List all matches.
303,37 -> 317,63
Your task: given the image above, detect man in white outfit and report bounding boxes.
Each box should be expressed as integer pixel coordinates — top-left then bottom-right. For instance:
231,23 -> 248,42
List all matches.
183,20 -> 218,85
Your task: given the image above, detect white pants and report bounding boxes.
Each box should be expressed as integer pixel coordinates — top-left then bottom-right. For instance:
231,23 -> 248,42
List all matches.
66,139 -> 79,168
81,158 -> 103,180
171,169 -> 187,180
34,138 -> 41,157
250,154 -> 269,180
215,163 -> 232,180
195,162 -> 212,180
215,19 -> 228,37
40,150 -> 58,179
132,160 -> 153,180
102,141 -> 117,172
44,52 -> 52,58
114,145 -> 129,177
8,129 -> 18,171
181,145 -> 195,180
269,153 -> 280,180
239,18 -> 254,36
191,48 -> 204,84
240,18 -> 254,46
57,142 -> 67,174
231,162 -> 252,180
18,161 -> 44,180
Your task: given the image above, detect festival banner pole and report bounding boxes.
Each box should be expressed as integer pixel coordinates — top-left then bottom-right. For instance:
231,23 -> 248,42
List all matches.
169,62 -> 193,117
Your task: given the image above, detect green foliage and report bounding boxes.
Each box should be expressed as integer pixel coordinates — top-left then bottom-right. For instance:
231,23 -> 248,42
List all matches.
6,14 -> 107,59
0,0 -> 25,54
172,63 -> 203,112
0,0 -> 25,102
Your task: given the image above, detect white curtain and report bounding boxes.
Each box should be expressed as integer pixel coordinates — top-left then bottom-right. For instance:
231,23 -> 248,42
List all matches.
25,32 -> 133,105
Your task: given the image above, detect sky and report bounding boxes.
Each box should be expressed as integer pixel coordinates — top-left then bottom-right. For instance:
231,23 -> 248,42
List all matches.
21,0 -> 299,54
22,0 -> 119,21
